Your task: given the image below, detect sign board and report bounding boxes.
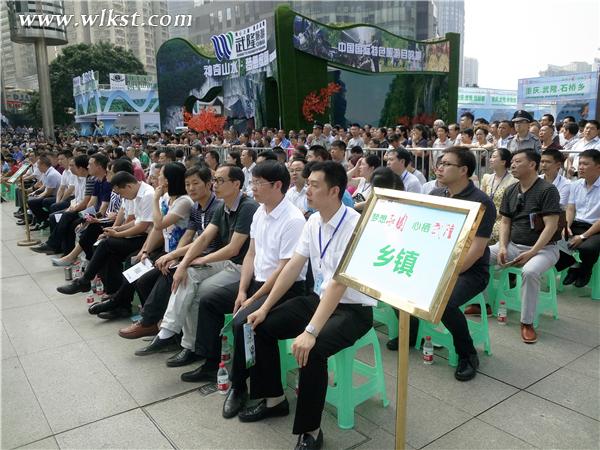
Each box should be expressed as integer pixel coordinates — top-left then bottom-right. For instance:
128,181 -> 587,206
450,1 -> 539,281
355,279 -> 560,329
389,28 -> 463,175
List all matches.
292,15 -> 450,73
109,73 -> 127,90
335,188 -> 484,323
73,70 -> 99,96
7,162 -> 31,184
211,20 -> 268,62
518,72 -> 598,102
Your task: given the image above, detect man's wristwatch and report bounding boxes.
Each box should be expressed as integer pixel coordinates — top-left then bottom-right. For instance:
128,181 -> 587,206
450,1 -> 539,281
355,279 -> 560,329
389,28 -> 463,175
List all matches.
580,234 -> 588,241
305,324 -> 318,338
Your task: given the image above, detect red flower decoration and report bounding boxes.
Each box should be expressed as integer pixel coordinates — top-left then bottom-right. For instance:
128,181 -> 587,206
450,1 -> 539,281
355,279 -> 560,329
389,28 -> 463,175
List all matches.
302,82 -> 342,123
187,107 -> 227,135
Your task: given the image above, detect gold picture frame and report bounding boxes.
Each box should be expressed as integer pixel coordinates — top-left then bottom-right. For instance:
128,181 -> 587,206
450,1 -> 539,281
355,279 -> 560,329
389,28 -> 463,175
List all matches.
334,187 -> 485,324
7,162 -> 31,185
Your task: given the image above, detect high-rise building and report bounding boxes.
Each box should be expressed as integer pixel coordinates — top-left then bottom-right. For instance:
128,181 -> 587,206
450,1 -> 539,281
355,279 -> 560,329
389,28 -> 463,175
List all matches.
462,56 -> 478,87
171,1 -> 438,49
434,0 -> 464,83
539,61 -> 593,77
1,2 -> 38,90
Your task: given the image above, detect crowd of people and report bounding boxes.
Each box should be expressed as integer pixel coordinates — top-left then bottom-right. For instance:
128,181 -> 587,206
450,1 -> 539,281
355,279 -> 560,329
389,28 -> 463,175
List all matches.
1,110 -> 599,449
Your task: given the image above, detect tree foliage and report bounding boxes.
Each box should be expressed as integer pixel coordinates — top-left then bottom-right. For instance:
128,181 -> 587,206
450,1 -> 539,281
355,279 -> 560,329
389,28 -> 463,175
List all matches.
49,42 -> 146,125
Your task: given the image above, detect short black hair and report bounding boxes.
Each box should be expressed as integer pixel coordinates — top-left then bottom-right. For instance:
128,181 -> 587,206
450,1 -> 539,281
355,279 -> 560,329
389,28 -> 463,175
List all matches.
541,148 -> 564,164
371,167 -> 405,191
185,165 -> 212,183
563,115 -> 576,123
306,160 -> 347,200
437,125 -> 449,134
462,128 -> 474,139
73,154 -> 89,169
350,146 -> 364,156
443,146 -> 477,177
294,146 -> 308,158
221,164 -> 245,190
90,153 -> 109,170
331,140 -> 346,150
227,150 -> 242,167
308,145 -> 331,161
162,148 -> 176,161
163,162 -> 187,196
257,150 -> 277,161
460,112 -> 475,122
542,114 -> 555,124
494,148 -> 512,168
475,126 -> 489,136
388,147 -> 412,166
364,154 -> 381,168
564,122 -> 579,136
242,148 -> 257,162
110,158 -> 134,174
110,171 -> 138,188
587,119 -> 600,129
252,160 -> 290,194
272,147 -> 288,162
580,149 -> 600,164
513,149 -> 541,171
59,150 -> 73,159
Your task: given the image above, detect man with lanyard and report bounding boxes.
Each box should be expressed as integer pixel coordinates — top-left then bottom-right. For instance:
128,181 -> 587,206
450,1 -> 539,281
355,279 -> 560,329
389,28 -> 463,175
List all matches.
118,166 -> 223,339
431,147 -> 496,380
183,161 -> 306,397
242,161 -> 375,450
386,147 -> 422,193
134,164 -> 258,373
540,149 -> 570,208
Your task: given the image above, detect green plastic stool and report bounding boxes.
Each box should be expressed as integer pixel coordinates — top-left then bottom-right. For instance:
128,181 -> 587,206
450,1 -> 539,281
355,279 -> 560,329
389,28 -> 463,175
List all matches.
373,301 -> 398,340
415,293 -> 491,367
558,252 -> 600,300
496,266 -> 559,327
279,328 -> 389,429
1,184 -> 16,201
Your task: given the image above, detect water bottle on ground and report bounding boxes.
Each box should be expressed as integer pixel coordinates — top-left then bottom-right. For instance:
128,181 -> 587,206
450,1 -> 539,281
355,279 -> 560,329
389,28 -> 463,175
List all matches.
91,276 -> 98,294
95,278 -> 104,296
217,362 -> 230,394
85,291 -> 94,304
497,301 -> 507,325
423,336 -> 434,364
73,263 -> 81,279
220,335 -> 231,363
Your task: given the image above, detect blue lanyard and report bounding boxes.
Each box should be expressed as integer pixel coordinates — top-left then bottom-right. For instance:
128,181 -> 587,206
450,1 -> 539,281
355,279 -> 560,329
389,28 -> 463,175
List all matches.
318,208 -> 348,264
402,171 -> 409,183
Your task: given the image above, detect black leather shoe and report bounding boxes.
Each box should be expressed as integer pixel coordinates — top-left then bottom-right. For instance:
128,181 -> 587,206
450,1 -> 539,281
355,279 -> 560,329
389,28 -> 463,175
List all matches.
98,307 -> 131,320
57,278 -> 91,295
181,363 -> 218,383
295,430 -> 323,450
88,298 -> 118,315
238,398 -> 289,422
134,335 -> 180,356
563,268 -> 579,286
575,271 -> 592,288
31,243 -> 59,254
454,353 -> 479,382
222,387 -> 248,418
386,338 -> 399,351
166,348 -> 203,367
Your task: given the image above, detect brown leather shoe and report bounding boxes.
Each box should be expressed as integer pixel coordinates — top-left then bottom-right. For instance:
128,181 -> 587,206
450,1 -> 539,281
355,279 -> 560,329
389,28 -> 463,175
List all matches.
464,304 -> 493,317
520,323 -> 537,344
118,321 -> 158,339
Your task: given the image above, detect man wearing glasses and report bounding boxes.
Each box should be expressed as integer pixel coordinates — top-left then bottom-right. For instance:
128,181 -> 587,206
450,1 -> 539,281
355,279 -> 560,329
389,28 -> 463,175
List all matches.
136,165 -> 259,374
489,149 -> 561,344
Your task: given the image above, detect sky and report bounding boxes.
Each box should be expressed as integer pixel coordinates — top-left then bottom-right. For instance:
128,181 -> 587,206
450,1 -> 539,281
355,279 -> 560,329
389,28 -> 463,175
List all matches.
463,0 -> 600,90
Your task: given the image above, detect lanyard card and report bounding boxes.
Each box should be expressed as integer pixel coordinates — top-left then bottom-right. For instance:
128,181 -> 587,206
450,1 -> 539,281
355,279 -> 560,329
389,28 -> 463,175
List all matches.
243,322 -> 256,368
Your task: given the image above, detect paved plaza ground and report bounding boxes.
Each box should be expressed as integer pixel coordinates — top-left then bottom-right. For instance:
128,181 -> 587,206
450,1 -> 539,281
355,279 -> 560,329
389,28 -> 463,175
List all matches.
1,203 -> 599,449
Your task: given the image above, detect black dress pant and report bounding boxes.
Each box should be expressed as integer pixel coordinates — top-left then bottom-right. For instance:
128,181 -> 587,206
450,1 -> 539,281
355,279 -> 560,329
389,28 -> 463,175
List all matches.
46,211 -> 82,254
111,253 -> 164,308
46,197 -> 72,214
249,293 -> 372,435
82,235 -> 146,295
29,196 -> 55,222
555,221 -> 600,277
79,223 -> 112,260
440,266 -> 489,359
229,280 -> 306,390
138,268 -> 174,326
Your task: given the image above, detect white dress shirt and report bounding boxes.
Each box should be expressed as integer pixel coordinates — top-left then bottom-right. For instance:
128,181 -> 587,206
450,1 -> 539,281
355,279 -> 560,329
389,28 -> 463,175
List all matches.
296,204 -> 376,306
250,198 -> 307,282
242,162 -> 256,197
285,184 -> 308,213
133,181 -> 155,224
540,174 -> 570,208
568,176 -> 600,224
400,170 -> 423,193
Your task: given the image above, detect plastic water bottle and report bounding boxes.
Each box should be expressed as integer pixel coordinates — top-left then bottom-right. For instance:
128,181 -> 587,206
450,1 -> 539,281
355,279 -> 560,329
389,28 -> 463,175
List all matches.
95,279 -> 104,296
72,263 -> 82,279
294,371 -> 299,396
220,336 -> 231,363
217,362 -> 230,394
91,276 -> 98,293
85,291 -> 95,304
423,336 -> 434,365
497,301 -> 508,325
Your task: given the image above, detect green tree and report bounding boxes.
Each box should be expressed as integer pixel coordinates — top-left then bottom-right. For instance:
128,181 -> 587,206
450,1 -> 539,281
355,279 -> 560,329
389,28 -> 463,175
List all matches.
49,42 -> 146,125
24,90 -> 42,127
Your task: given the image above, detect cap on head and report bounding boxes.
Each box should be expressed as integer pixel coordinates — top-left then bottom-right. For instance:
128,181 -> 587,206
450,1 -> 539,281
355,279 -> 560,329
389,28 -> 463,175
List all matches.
512,110 -> 534,123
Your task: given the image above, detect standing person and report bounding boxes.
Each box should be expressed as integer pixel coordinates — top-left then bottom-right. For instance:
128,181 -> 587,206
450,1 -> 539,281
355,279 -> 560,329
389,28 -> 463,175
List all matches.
241,148 -> 257,197
496,120 -> 514,148
508,110 -> 541,153
242,161 -> 375,449
431,147 -> 496,379
566,120 -> 599,178
285,158 -> 308,215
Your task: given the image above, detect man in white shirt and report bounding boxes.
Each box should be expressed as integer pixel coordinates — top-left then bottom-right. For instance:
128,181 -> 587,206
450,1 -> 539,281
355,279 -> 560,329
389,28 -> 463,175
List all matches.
241,148 -> 257,197
540,149 -> 570,208
560,121 -> 580,151
244,161 -> 375,449
496,120 -> 514,149
347,123 -> 364,148
385,148 -> 422,193
57,172 -> 154,296
285,158 -> 308,215
25,154 -> 62,227
567,120 -> 599,178
43,151 -> 76,216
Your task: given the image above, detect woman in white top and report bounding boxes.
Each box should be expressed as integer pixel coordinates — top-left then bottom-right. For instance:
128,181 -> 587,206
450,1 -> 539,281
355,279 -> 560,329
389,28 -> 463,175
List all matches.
138,162 -> 194,259
348,154 -> 381,212
479,148 -> 517,244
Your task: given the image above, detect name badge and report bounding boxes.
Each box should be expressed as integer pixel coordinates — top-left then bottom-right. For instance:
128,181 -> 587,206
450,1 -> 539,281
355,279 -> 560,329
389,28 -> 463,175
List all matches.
314,269 -> 324,296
